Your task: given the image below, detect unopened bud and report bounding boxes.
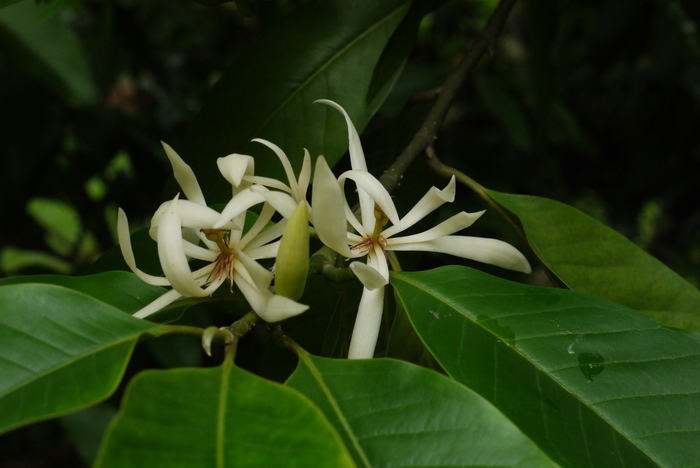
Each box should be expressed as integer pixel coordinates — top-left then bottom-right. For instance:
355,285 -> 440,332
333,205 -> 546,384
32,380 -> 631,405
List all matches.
274,202 -> 309,300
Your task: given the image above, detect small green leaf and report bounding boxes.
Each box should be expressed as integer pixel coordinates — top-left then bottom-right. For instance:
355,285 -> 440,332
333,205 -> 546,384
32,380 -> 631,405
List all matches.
487,190 -> 700,331
0,284 -> 160,435
393,266 -> 700,467
95,364 -> 355,467
286,354 -> 556,467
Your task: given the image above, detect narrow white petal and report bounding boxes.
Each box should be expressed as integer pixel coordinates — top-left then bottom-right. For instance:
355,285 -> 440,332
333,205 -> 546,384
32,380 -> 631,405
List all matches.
149,200 -> 237,243
260,294 -> 309,322
238,203 -> 276,250
314,99 -> 367,171
389,236 -> 532,273
158,196 -> 210,297
311,157 -> 354,257
349,262 -> 388,291
132,288 -> 182,319
214,188 -> 266,229
383,177 -> 457,237
217,154 -> 255,188
232,272 -> 308,322
347,286 -> 385,359
339,170 -> 400,227
367,244 -> 390,281
244,221 -> 286,252
162,142 -> 206,206
250,185 -> 297,219
117,208 -> 171,287
252,138 -> 298,194
182,240 -> 219,262
243,175 -> 292,193
236,248 -> 274,290
296,149 -> 312,202
245,241 -> 280,260
386,211 -> 484,246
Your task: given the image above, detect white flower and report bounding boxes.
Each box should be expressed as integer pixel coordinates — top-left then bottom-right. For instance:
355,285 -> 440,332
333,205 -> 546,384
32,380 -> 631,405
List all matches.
118,142 -> 308,322
312,100 -> 531,359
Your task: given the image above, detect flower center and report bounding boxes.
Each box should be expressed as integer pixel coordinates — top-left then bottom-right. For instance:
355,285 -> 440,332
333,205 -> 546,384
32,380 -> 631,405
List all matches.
201,228 -> 237,287
351,204 -> 389,255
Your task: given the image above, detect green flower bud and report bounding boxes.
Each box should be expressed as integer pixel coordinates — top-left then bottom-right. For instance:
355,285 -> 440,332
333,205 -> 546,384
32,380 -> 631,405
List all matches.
274,202 -> 310,300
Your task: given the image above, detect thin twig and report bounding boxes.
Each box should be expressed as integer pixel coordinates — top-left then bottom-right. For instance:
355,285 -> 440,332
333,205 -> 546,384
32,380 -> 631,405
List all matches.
379,0 -> 520,193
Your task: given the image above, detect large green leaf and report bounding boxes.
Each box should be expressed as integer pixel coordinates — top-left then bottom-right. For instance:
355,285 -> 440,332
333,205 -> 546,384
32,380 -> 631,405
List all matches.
180,0 -> 410,203
0,271 -> 164,314
0,1 -> 97,106
0,284 -> 160,435
286,354 -> 556,467
487,190 -> 700,331
95,363 -> 355,467
392,266 -> 700,467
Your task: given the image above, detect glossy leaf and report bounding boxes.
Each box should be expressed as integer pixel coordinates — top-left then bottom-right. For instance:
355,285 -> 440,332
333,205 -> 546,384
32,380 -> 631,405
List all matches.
486,190 -> 700,331
0,1 -> 97,106
96,363 -> 355,467
392,266 -> 700,467
286,354 -> 556,467
0,284 -> 160,435
180,0 -> 410,203
0,271 -> 165,314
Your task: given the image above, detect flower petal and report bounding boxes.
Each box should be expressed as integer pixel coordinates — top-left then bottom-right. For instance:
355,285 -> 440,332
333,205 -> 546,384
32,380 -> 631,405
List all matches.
311,156 -> 354,257
296,149 -> 312,202
386,211 -> 484,246
314,99 -> 367,171
232,271 -> 308,322
217,154 -> 255,189
349,262 -> 388,291
162,142 -> 206,206
117,208 -> 172,287
250,185 -> 297,219
214,188 -> 266,229
347,286 -> 385,359
252,138 -> 298,195
383,176 -> 457,237
150,199 -> 237,242
390,235 -> 532,273
243,175 -> 292,193
236,248 -> 274,291
339,170 -> 400,228
157,196 -> 210,297
132,288 -> 182,319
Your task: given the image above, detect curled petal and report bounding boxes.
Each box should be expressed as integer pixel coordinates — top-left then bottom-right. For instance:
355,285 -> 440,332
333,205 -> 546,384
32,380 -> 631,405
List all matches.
150,199 -> 237,242
390,235 -> 532,274
250,185 -> 297,219
311,157 -> 354,257
349,262 -> 388,291
233,272 -> 308,323
347,286 -> 385,359
214,188 -> 266,229
236,249 -> 274,291
314,99 -> 367,171
383,177 -> 457,237
339,170 -> 400,229
386,211 -> 484,246
252,138 -> 298,195
117,208 -> 171,287
157,196 -> 210,297
162,142 -> 206,206
217,154 -> 255,188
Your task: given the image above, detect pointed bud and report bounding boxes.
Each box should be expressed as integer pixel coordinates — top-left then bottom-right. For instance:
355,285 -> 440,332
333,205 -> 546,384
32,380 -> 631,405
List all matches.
274,202 -> 310,300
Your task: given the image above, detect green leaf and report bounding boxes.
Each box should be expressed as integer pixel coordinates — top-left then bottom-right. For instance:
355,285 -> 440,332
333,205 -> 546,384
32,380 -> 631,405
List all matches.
392,266 -> 700,467
95,363 -> 355,467
0,284 -> 160,435
0,1 -> 98,106
0,271 -> 165,314
486,190 -> 700,332
286,354 -> 556,467
180,0 -> 410,203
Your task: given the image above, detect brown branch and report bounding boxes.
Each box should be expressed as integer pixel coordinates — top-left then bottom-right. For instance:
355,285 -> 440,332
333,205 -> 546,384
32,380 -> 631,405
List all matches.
379,0 -> 520,193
